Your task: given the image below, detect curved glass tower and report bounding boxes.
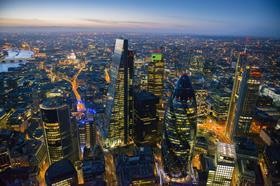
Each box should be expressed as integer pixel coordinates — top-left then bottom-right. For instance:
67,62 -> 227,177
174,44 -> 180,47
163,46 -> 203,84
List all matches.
162,74 -> 197,180
40,97 -> 79,165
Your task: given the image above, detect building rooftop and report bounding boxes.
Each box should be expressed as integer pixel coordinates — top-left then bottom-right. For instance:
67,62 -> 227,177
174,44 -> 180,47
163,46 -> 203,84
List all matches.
40,97 -> 66,110
217,142 -> 236,159
45,159 -> 77,184
115,147 -> 156,185
151,53 -> 163,61
235,137 -> 258,158
135,91 -> 159,103
201,155 -> 216,171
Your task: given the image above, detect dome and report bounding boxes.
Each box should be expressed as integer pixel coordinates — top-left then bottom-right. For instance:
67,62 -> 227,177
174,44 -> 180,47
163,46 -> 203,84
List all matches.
173,74 -> 195,101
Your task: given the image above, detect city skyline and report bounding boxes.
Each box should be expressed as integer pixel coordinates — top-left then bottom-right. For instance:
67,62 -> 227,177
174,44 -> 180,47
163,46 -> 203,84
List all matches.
0,0 -> 280,37
0,1 -> 279,185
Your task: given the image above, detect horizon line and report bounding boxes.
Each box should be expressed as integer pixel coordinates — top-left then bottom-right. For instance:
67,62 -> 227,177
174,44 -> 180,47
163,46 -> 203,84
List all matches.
0,26 -> 279,39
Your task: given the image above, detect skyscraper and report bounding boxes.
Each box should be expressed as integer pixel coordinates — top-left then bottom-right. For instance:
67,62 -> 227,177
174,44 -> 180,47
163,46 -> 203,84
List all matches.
40,97 -> 79,164
162,74 -> 197,181
232,67 -> 261,137
226,50 -> 247,138
133,91 -> 159,145
147,53 -> 164,121
84,120 -> 96,149
104,39 -> 134,148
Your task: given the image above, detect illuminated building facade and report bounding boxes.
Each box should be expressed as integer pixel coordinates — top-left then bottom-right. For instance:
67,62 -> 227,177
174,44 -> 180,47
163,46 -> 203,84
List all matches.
233,67 -> 261,137
213,142 -> 236,186
40,97 -> 79,164
104,39 -> 134,148
191,74 -> 208,123
85,120 -> 96,149
78,120 -> 96,150
207,91 -> 230,121
162,74 -> 197,179
147,53 -> 164,120
226,51 -> 247,138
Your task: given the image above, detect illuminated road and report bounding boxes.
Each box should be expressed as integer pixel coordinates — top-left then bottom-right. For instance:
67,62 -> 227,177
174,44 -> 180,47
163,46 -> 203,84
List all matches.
38,161 -> 48,186
62,62 -> 87,112
104,68 -> 110,83
198,117 -> 232,144
192,154 -> 201,170
104,152 -> 118,186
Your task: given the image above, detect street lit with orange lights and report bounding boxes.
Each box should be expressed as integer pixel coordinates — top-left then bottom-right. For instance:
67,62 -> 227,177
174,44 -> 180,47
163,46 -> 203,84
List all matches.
198,117 -> 232,144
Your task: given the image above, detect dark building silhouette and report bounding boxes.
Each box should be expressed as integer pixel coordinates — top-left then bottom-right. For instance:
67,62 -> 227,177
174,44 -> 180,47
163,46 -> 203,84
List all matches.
133,91 -> 159,145
263,144 -> 280,185
45,159 -> 78,186
115,147 -> 157,185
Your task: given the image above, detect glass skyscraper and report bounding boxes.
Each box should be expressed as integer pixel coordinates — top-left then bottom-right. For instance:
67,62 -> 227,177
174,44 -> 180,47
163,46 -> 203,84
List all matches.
162,74 -> 197,180
226,50 -> 247,138
233,67 -> 261,137
104,39 -> 134,148
40,97 -> 79,165
148,53 -> 164,121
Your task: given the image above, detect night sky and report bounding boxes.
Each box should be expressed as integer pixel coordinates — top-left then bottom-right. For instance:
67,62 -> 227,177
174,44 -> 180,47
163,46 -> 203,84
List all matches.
0,0 -> 279,37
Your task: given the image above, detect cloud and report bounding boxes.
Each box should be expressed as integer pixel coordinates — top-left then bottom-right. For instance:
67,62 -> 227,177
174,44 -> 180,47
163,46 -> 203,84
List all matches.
82,18 -> 157,25
0,17 -> 176,30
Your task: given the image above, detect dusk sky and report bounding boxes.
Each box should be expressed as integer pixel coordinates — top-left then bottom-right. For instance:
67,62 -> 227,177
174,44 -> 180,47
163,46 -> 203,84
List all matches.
0,0 -> 279,37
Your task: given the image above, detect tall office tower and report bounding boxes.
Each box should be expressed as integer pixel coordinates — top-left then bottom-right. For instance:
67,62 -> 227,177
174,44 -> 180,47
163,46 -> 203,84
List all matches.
85,120 -> 96,149
213,142 -> 236,186
162,74 -> 197,180
78,122 -> 86,148
147,53 -> 164,121
226,50 -> 247,138
133,91 -> 159,145
40,97 -> 79,164
104,39 -> 134,148
232,67 -> 261,137
45,159 -> 78,186
78,120 -> 96,150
